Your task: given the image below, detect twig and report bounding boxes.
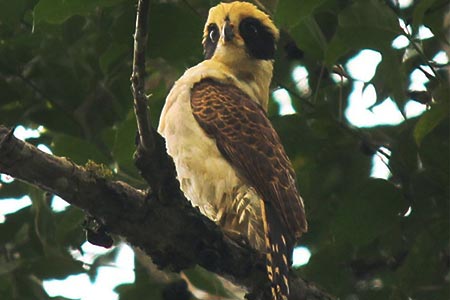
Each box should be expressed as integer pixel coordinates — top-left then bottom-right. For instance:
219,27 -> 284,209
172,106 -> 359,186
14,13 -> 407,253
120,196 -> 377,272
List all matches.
402,30 -> 440,80
312,63 -> 325,104
388,6 -> 441,81
275,81 -> 315,110
129,0 -> 182,202
181,0 -> 203,18
281,80 -> 393,162
131,0 -> 154,151
332,64 -> 348,122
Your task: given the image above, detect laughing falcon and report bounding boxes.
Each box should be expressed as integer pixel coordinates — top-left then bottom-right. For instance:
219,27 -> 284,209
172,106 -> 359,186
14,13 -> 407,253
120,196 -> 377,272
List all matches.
158,2 -> 307,299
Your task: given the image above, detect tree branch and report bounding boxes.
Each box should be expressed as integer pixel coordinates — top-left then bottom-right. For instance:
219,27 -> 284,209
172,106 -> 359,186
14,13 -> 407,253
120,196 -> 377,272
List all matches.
131,0 -> 153,152
0,125 -> 334,300
129,0 -> 182,208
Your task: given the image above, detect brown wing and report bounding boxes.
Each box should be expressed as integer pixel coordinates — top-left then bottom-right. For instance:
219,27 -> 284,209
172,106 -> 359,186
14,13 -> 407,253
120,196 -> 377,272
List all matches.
190,78 -> 307,242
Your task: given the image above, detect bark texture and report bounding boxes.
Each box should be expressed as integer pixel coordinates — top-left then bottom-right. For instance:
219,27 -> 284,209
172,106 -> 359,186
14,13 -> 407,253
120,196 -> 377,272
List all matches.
0,125 -> 334,300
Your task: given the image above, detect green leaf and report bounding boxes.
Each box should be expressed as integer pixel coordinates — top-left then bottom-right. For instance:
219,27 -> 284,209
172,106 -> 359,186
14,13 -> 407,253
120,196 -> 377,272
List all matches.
111,111 -> 140,177
417,115 -> 450,190
99,43 -> 129,76
0,180 -> 32,199
116,267 -> 164,300
54,207 -> 85,249
334,0 -> 401,51
332,179 -> 406,246
422,0 -> 450,43
389,121 -> 420,177
290,16 -> 327,60
0,206 -> 32,245
33,0 -> 125,25
324,34 -> 350,67
51,134 -> 110,165
431,79 -> 450,103
116,282 -> 164,300
183,266 -> 235,298
274,0 -> 327,28
412,0 -> 439,30
0,0 -> 28,28
410,168 -> 449,225
87,248 -> 119,282
302,243 -> 354,295
258,0 -> 279,13
396,220 -> 449,294
414,103 -> 449,145
0,260 -> 22,276
30,189 -> 57,251
325,0 -> 402,66
13,273 -> 51,300
29,110 -> 82,138
147,3 -> 203,63
370,49 -> 408,108
0,275 -> 14,299
27,254 -> 85,279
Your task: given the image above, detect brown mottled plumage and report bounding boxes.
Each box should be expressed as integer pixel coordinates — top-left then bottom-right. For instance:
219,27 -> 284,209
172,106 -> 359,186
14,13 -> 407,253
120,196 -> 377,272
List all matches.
191,78 -> 306,298
158,2 -> 307,299
191,79 -> 306,241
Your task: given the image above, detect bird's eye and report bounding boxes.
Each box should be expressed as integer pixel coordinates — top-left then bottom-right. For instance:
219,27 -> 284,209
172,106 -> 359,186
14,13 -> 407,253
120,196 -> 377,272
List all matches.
240,18 -> 261,37
204,23 -> 219,59
209,26 -> 219,43
239,17 -> 276,60
248,24 -> 258,35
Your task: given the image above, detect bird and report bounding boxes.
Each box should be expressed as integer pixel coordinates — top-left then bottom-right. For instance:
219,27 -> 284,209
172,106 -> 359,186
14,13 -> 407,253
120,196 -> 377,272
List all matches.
158,2 -> 307,299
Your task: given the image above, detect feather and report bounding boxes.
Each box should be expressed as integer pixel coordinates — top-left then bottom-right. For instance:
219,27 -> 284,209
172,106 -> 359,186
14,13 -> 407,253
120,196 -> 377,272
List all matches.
191,78 -> 307,298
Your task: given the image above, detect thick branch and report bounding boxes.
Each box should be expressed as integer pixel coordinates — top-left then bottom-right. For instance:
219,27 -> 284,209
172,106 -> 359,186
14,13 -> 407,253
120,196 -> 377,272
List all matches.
0,125 -> 334,300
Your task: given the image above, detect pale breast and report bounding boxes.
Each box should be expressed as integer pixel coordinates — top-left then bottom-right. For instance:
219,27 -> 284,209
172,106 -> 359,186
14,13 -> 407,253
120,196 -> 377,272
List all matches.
158,77 -> 240,219
158,64 -> 265,251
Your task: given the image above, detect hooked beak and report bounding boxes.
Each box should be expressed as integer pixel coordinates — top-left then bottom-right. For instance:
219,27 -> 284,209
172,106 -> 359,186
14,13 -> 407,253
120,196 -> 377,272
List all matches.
222,20 -> 234,42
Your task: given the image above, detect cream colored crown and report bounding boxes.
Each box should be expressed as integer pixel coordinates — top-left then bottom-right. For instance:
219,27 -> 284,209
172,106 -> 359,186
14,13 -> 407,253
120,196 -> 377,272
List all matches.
202,1 -> 279,46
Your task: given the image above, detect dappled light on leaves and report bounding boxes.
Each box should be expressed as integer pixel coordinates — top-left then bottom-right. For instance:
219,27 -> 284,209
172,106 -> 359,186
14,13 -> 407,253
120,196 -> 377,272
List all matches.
346,50 -> 382,82
370,147 -> 392,179
292,246 -> 311,268
273,88 -> 296,116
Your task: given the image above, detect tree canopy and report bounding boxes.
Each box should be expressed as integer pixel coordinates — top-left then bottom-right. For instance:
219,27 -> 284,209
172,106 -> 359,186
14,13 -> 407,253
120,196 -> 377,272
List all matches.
0,0 -> 449,300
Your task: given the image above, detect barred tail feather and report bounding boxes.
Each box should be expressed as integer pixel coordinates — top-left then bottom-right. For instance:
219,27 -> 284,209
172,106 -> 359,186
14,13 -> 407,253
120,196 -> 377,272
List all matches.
261,200 -> 291,300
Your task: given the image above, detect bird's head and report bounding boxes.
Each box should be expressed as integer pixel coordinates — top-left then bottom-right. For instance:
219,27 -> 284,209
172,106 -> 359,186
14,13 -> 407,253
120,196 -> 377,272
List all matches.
202,1 -> 279,107
203,2 -> 278,69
